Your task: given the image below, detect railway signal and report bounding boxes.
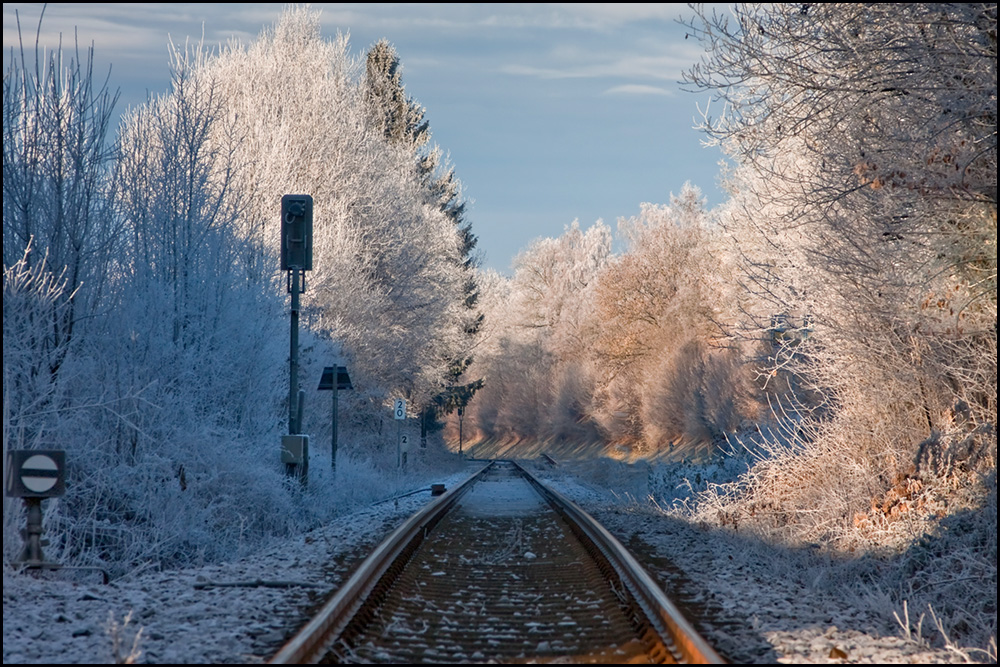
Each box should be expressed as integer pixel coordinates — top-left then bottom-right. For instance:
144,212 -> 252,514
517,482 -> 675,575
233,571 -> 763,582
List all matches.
280,194 -> 313,271
6,450 -> 65,498
281,194 -> 314,485
5,450 -> 65,567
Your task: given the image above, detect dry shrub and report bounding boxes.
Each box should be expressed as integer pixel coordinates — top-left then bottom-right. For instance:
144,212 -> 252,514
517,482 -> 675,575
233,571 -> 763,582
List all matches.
106,610 -> 143,664
675,331 -> 996,649
691,375 -> 994,548
640,339 -> 760,457
886,471 -> 997,655
546,362 -> 603,443
588,369 -> 645,448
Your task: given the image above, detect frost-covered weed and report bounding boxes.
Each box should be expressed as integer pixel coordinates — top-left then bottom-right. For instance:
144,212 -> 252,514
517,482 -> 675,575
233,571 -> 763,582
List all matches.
656,414 -> 997,652
646,452 -> 754,509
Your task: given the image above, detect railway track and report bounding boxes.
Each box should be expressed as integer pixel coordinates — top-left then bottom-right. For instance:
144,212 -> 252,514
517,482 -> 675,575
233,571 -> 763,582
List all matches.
270,460 -> 723,664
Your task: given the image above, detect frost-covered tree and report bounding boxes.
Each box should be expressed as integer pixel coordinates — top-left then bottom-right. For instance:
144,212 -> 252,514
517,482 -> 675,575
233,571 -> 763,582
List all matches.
591,184 -> 753,451
466,192 -> 755,454
364,39 -> 484,427
683,4 -> 997,429
364,39 -> 430,147
595,184 -> 718,373
111,39 -> 284,457
2,245 -> 73,442
468,221 -> 611,442
4,6 -> 477,576
191,7 -> 470,417
3,244 -> 75,559
3,11 -> 120,399
679,4 -> 997,646
20,35 -> 297,574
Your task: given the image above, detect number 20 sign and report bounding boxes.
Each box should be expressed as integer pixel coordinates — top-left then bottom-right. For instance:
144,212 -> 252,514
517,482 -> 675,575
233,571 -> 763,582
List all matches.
393,398 -> 406,420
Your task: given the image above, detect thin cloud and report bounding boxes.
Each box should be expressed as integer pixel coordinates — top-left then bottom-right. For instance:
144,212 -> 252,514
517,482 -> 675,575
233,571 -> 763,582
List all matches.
4,4 -> 266,61
603,84 -> 673,97
550,3 -> 692,27
318,4 -> 555,33
315,3 -> 694,35
499,51 -> 696,83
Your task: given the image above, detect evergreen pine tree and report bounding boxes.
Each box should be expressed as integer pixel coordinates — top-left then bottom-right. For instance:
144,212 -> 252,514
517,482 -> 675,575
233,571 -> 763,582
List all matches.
364,40 -> 484,429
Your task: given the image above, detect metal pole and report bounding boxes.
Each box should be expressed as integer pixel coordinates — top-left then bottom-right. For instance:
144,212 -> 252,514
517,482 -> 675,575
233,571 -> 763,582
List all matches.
20,498 -> 44,564
289,268 -> 300,435
331,388 -> 338,471
297,389 -> 305,437
299,392 -> 309,488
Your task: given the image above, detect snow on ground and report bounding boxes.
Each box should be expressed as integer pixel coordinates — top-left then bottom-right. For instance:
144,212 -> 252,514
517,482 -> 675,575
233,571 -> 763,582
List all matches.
2,466 -> 479,665
2,457 -> 977,664
527,458 -> 978,665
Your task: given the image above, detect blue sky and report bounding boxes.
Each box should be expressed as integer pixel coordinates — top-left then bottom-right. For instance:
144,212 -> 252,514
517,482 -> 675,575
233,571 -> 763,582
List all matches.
3,3 -> 730,274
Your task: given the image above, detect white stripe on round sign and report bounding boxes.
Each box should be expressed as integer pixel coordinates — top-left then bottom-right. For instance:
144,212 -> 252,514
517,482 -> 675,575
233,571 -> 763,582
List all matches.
21,454 -> 59,493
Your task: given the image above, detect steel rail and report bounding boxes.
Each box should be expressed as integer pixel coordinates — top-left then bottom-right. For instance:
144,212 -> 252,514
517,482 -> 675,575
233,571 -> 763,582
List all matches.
269,461 -> 495,664
270,458 -> 724,664
513,461 -> 724,664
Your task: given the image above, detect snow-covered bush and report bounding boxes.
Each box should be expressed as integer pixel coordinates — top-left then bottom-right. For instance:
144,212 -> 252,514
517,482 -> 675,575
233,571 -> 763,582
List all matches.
3,7 -> 474,576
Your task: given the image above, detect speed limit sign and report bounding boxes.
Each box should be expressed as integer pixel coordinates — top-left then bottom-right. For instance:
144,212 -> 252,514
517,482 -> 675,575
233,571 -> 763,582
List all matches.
393,398 -> 406,420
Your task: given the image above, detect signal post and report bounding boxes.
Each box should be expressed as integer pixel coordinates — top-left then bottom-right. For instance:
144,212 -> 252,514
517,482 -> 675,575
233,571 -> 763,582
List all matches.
280,195 -> 313,484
